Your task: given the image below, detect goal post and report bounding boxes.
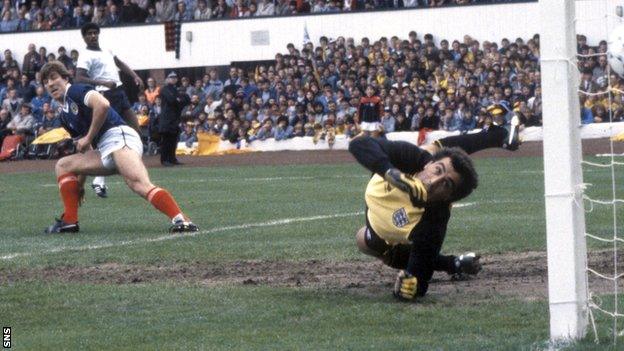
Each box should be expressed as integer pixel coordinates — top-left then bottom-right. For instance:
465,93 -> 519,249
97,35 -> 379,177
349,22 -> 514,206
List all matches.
540,0 -> 589,342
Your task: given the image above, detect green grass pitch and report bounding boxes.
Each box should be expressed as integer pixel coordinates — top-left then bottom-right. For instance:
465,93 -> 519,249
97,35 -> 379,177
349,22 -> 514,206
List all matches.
1,155 -> 624,350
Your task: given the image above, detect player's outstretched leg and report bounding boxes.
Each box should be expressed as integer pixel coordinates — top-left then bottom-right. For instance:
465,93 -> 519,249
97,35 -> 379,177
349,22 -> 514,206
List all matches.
92,176 -> 108,198
45,151 -> 115,233
112,147 -> 198,233
435,115 -> 521,154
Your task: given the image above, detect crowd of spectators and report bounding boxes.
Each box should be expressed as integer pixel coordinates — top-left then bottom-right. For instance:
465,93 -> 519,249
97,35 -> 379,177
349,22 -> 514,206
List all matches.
0,0 -> 529,33
0,30 -> 620,156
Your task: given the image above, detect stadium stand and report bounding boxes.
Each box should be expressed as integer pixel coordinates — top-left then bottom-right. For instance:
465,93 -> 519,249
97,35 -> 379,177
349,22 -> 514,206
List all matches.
0,26 -> 617,159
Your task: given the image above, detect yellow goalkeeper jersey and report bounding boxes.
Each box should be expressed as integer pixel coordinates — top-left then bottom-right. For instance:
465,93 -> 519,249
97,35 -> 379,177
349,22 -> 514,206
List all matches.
365,174 -> 428,245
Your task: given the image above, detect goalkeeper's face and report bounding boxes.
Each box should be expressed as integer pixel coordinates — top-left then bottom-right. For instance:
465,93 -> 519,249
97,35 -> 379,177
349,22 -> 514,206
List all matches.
417,157 -> 461,204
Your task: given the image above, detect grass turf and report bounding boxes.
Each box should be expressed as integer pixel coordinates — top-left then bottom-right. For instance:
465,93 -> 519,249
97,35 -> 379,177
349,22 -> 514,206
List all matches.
1,155 -> 624,349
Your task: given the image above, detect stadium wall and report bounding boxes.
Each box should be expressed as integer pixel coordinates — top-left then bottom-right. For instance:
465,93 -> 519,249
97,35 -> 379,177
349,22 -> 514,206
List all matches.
177,122 -> 624,154
1,1 -> 619,70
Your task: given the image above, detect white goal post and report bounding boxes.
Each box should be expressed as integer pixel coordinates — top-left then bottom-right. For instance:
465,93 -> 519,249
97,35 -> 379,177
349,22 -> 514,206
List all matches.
540,0 -> 589,342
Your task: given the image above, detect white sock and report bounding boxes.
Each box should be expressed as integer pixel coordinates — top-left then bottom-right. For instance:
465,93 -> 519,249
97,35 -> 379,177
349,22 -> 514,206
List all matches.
172,213 -> 185,223
92,176 -> 106,187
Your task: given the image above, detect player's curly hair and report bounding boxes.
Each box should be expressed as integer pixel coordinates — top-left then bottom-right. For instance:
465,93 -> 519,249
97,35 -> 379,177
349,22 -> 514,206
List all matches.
40,61 -> 71,82
80,22 -> 100,36
432,147 -> 478,202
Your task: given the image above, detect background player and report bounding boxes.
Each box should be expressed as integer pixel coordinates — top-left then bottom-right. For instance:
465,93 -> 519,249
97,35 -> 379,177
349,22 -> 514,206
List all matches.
349,117 -> 520,301
41,61 -> 197,234
75,22 -> 145,199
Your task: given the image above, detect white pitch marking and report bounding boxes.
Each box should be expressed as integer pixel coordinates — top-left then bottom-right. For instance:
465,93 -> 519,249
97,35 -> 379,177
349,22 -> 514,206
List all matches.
40,175 -> 368,187
0,202 -> 478,261
0,212 -> 363,260
454,202 -> 475,208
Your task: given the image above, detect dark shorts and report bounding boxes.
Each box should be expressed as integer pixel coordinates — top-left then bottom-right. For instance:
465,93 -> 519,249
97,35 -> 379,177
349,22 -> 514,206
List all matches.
103,86 -> 132,115
365,209 -> 393,254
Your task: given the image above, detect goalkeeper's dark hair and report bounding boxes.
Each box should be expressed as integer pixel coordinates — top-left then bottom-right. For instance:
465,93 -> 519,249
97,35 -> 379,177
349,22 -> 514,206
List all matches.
432,147 -> 478,202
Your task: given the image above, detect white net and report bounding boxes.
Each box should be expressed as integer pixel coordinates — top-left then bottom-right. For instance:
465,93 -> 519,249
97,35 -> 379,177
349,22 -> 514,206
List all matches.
574,0 -> 624,344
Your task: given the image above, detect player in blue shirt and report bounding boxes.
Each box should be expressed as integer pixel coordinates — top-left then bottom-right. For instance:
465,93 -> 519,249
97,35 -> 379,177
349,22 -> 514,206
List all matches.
40,61 -> 198,234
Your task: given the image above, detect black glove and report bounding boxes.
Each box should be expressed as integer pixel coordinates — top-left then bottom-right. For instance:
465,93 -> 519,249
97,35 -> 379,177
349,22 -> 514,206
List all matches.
384,168 -> 413,193
393,270 -> 419,301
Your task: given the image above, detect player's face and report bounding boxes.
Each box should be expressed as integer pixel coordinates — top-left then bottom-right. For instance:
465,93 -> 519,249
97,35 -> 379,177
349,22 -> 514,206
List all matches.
44,72 -> 68,101
417,157 -> 461,203
83,29 -> 99,47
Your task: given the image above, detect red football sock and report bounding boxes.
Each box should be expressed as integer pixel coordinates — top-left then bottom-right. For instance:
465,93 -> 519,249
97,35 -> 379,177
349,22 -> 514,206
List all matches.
146,187 -> 184,220
57,173 -> 80,223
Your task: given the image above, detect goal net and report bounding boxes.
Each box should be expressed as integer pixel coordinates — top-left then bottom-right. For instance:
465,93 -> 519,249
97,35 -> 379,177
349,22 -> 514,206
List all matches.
542,0 -> 624,345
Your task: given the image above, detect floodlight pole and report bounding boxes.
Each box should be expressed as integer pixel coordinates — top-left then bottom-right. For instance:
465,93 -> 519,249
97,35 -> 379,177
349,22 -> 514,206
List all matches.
540,0 -> 589,342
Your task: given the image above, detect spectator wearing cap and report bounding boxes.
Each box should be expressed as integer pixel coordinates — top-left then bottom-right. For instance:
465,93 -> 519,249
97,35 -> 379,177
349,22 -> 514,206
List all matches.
159,71 -> 190,166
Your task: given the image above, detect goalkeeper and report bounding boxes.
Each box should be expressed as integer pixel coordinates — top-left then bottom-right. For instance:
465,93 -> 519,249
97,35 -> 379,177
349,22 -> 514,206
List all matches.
348,117 -> 520,301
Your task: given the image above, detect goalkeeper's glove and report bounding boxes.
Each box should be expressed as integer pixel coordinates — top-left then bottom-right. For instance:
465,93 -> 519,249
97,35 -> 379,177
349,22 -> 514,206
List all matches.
393,270 -> 419,301
384,168 -> 413,193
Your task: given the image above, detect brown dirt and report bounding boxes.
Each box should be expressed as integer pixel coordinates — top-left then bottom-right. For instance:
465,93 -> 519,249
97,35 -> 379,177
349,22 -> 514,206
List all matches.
2,138 -> 622,301
2,250 -> 622,301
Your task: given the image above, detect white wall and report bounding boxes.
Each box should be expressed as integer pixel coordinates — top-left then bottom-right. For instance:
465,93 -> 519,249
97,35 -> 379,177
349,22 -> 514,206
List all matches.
1,1 -> 623,70
178,122 -> 624,154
